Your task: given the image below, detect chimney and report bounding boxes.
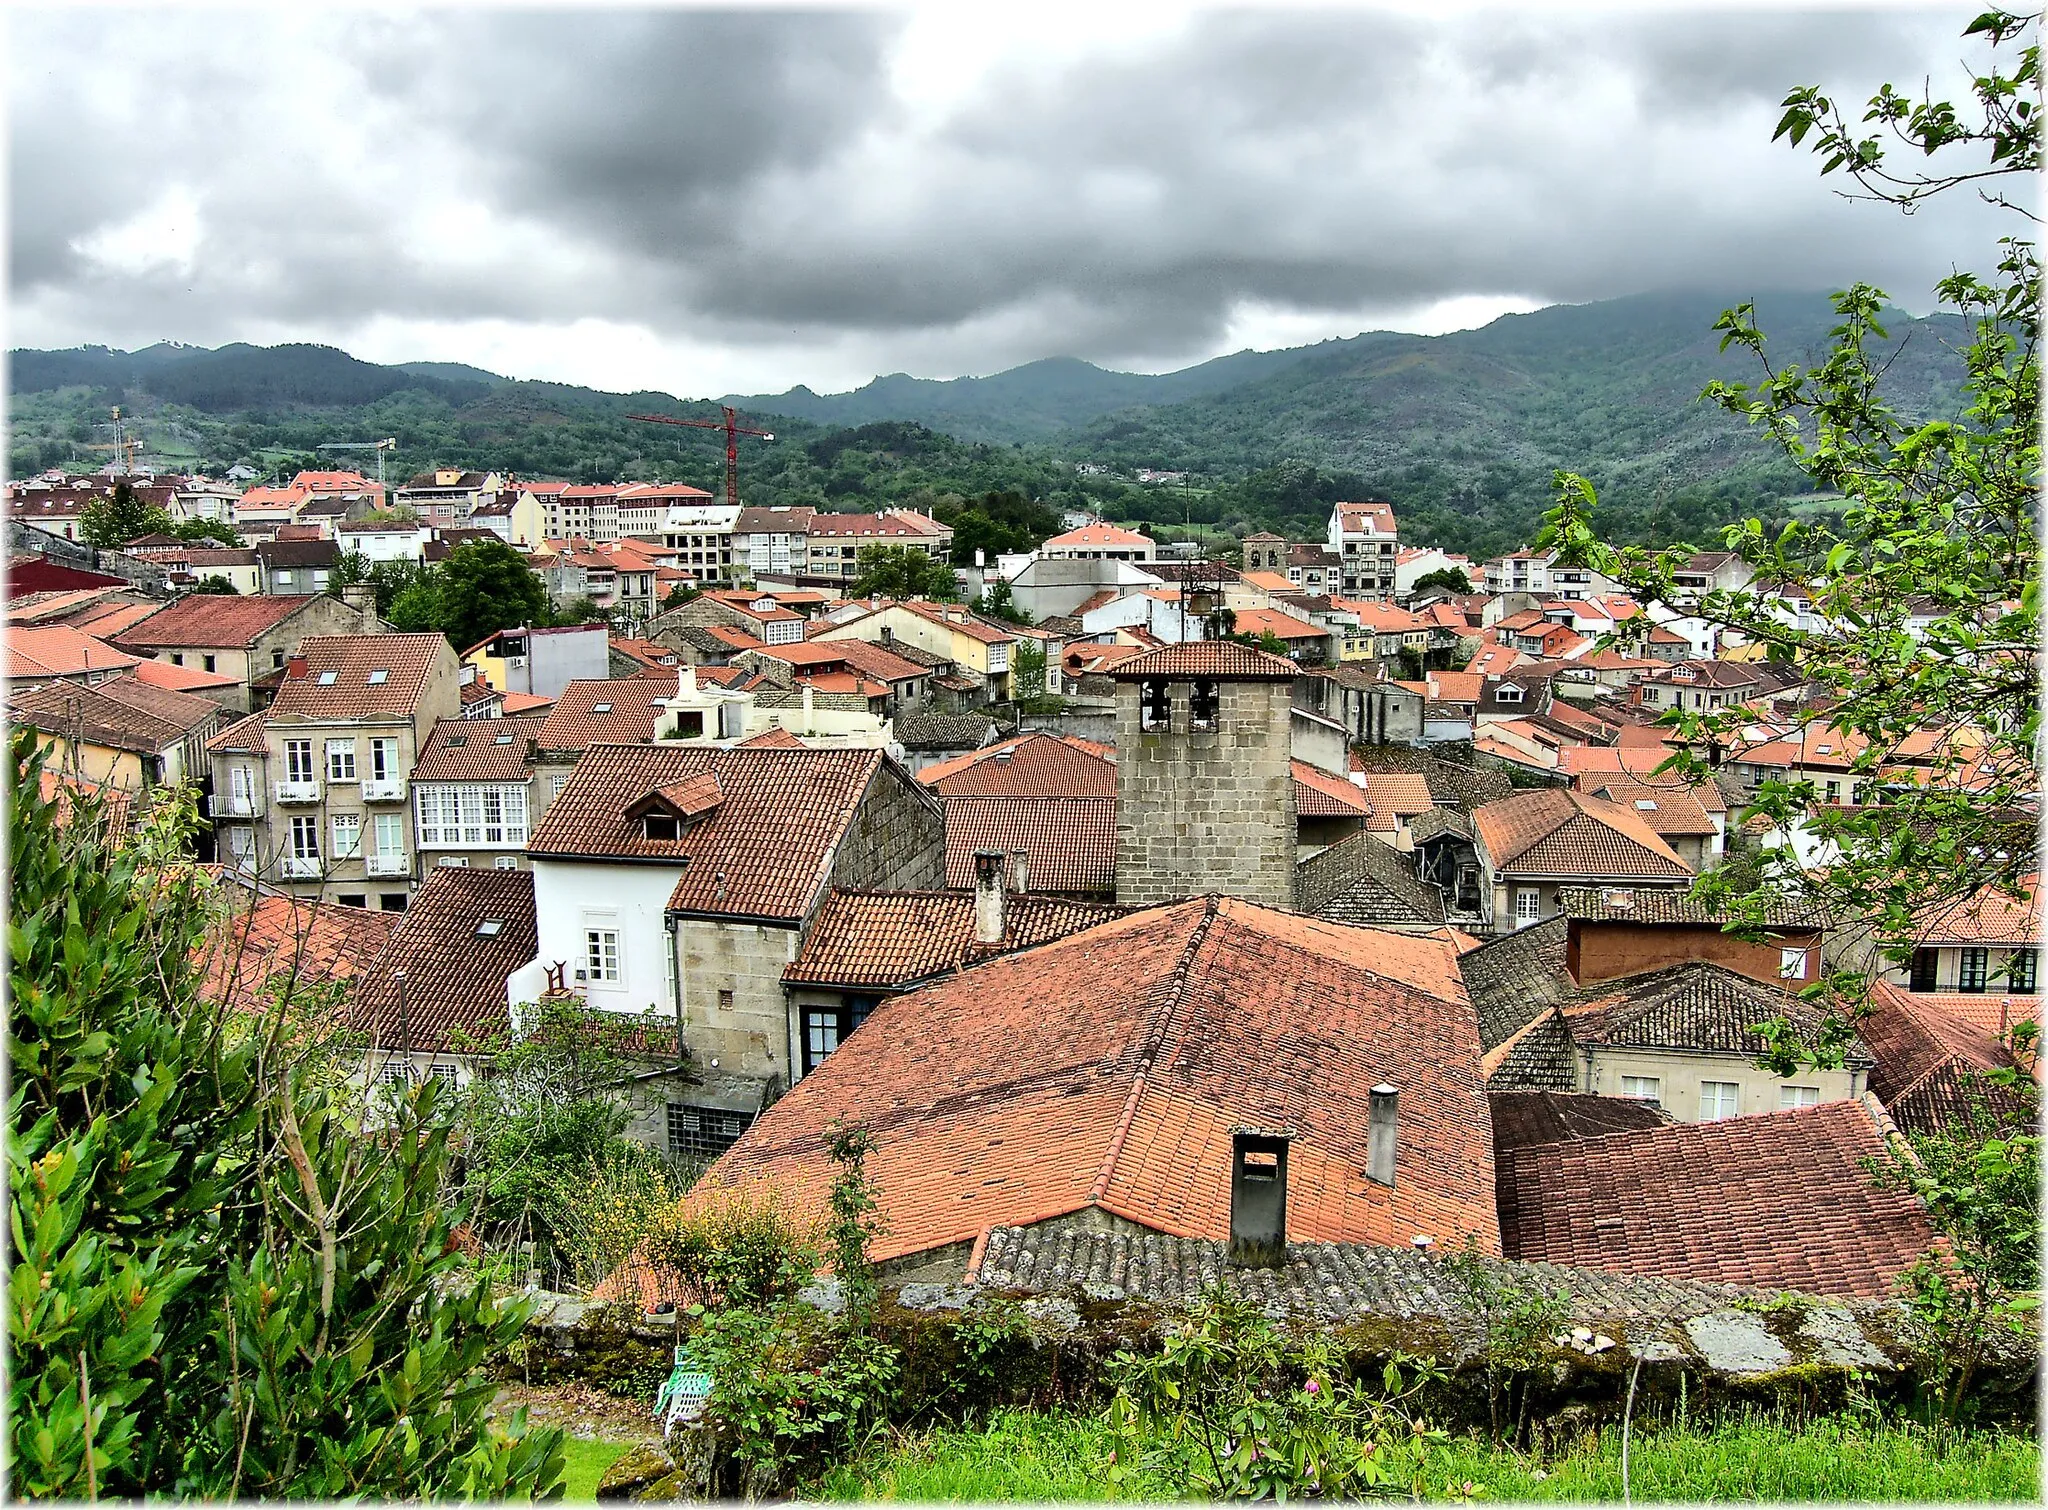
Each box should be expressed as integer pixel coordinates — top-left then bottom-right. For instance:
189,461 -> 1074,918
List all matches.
285,654 -> 308,680
972,850 -> 1007,945
341,581 -> 376,614
1367,1084 -> 1398,1187
1006,848 -> 1029,894
801,682 -> 815,731
1227,1131 -> 1290,1268
677,664 -> 698,700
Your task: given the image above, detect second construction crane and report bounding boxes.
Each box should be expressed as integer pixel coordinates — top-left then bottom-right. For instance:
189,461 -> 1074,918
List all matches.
627,406 -> 774,512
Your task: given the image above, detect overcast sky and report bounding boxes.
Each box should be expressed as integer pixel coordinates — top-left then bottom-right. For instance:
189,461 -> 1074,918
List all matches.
7,4 -> 2000,398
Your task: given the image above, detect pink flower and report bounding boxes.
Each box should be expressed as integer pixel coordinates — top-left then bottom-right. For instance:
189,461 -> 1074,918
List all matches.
1304,1379 -> 1320,1395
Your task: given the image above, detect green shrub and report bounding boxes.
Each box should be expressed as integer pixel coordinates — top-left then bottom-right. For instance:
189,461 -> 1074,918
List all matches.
646,1189 -> 819,1313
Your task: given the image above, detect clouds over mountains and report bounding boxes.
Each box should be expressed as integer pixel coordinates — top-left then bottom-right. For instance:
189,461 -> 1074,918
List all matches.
9,8 -> 1996,394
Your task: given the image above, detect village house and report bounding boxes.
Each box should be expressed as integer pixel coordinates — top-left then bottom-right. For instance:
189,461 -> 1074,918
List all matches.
730,505 -> 817,579
1328,500 -> 1399,598
462,623 -> 612,700
511,742 -> 945,1147
1037,521 -> 1157,564
410,715 -> 548,872
1470,787 -> 1693,932
812,599 -> 1017,701
7,624 -> 143,686
393,468 -> 506,525
206,633 -> 462,910
800,510 -> 955,583
255,537 -> 342,596
10,673 -> 223,790
1877,877 -> 2042,1030
114,592 -> 380,713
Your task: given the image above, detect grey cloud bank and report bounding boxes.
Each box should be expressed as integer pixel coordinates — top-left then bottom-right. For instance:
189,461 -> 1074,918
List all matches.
7,7 -> 1995,396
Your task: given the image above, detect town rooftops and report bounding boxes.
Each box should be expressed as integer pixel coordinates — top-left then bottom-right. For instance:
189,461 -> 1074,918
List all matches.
1472,788 -> 1691,881
197,884 -> 401,1015
349,868 -> 537,1053
412,716 -> 545,783
784,889 -> 1126,991
1106,640 -> 1300,680
1555,885 -> 1822,930
732,506 -> 818,533
1910,876 -> 2041,947
1291,760 -> 1371,819
10,674 -> 218,753
1860,982 -> 2032,1136
1293,831 -> 1449,927
268,634 -> 448,722
919,732 -> 1116,799
1496,1098 -> 1935,1297
7,625 -> 141,681
1578,779 -> 1721,838
676,897 -> 1493,1267
1487,1090 -> 1673,1155
115,592 -> 311,650
528,742 -> 901,922
942,795 -> 1116,895
532,679 -> 669,751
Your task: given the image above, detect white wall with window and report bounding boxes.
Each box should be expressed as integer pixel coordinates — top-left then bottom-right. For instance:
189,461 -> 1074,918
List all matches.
331,813 -> 362,858
416,784 -> 530,849
1698,1081 -> 1741,1121
1592,1048 -> 1862,1124
373,812 -> 406,860
521,860 -> 685,1020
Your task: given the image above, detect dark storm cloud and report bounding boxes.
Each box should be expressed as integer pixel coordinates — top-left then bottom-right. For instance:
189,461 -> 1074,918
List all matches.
6,5 -> 2004,385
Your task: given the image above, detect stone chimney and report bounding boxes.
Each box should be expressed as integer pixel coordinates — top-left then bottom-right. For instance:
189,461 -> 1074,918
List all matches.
1006,848 -> 1029,894
1227,1130 -> 1289,1269
341,581 -> 376,615
1367,1084 -> 1399,1187
972,850 -> 1007,945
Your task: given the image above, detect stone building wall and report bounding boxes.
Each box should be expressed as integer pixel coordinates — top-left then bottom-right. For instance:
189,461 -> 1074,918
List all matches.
1115,677 -> 1295,907
826,759 -> 947,894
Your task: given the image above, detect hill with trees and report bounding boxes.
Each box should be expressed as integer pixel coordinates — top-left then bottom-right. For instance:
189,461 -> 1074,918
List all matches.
8,288 -> 1968,558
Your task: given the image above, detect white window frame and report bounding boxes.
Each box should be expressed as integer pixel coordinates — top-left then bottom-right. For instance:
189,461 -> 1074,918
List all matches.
330,813 -> 362,858
369,737 -> 399,782
289,815 -> 321,861
285,739 -> 316,783
373,811 -> 405,858
1699,1081 -> 1741,1121
1619,1074 -> 1661,1103
584,925 -> 622,986
326,738 -> 357,781
1779,1084 -> 1820,1110
1514,887 -> 1541,926
1779,946 -> 1810,980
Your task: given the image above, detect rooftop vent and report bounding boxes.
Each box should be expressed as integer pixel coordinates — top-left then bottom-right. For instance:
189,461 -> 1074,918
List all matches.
1367,1084 -> 1398,1187
1227,1130 -> 1290,1269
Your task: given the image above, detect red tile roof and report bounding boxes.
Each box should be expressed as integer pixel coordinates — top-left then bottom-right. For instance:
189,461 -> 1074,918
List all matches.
114,592 -> 309,649
528,743 -> 905,922
532,679 -> 668,751
7,625 -> 141,680
130,657 -> 239,693
1230,608 -> 1328,643
1497,1099 -> 1936,1297
413,716 -> 544,782
1861,982 -> 2031,1136
1473,789 -> 1691,881
196,886 -> 400,1014
651,897 -> 1492,1278
1911,876 -> 2041,947
1106,640 -> 1299,680
942,795 -> 1116,895
347,868 -> 536,1052
784,889 -> 1126,989
1487,1090 -> 1672,1154
1042,522 -> 1154,549
920,732 -> 1117,799
1579,779 -> 1720,838
267,634 -> 450,722
1291,760 -> 1370,818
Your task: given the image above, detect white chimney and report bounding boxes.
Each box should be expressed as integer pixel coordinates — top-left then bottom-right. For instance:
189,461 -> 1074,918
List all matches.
1368,1084 -> 1399,1187
972,850 -> 1007,945
801,682 -> 814,731
677,664 -> 698,700
1007,848 -> 1029,894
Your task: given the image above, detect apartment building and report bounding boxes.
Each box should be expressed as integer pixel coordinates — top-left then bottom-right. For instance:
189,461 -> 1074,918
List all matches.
207,633 -> 462,911
1328,500 -> 1399,598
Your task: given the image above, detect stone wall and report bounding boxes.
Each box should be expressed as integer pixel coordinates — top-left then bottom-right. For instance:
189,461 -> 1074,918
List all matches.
1115,677 -> 1295,907
826,760 -> 947,895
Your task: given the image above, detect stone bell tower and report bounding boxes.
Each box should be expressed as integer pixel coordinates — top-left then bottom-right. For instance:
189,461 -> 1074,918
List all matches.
1110,640 -> 1297,906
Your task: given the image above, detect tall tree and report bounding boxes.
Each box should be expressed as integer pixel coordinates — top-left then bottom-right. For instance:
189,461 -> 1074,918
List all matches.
434,539 -> 549,650
848,544 -> 961,601
78,482 -> 172,548
1539,9 -> 2039,1032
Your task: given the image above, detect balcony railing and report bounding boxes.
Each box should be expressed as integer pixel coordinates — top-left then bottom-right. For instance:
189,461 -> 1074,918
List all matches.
365,853 -> 409,877
360,777 -> 408,802
280,856 -> 323,880
208,792 -> 262,819
274,779 -> 323,804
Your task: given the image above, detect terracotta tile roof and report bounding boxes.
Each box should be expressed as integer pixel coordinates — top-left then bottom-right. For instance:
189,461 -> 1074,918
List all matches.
9,677 -> 205,753
1555,885 -> 1821,929
1291,760 -> 1370,818
196,886 -> 400,1014
267,634 -> 449,722
1911,876 -> 2041,947
347,868 -> 536,1052
1106,640 -> 1299,680
129,656 -> 239,694
1488,1090 -> 1673,1155
114,593 -> 308,650
1578,779 -> 1719,838
942,795 -> 1116,895
1497,1099 -> 1936,1297
1562,961 -> 1872,1066
666,898 -> 1494,1271
1042,522 -> 1154,549
1231,608 -> 1328,643
1294,831 -> 1447,926
1473,789 -> 1691,881
528,742 -> 898,922
1359,773 -> 1436,828
784,889 -> 1127,989
1861,983 -> 2030,1137
735,727 -> 806,749
8,625 -> 141,680
532,679 -> 668,751
1903,992 -> 2041,1037
413,716 -> 543,782
6,587 -> 135,626
501,691 -> 555,715
205,709 -> 268,754
36,768 -> 137,835
920,732 -> 1117,799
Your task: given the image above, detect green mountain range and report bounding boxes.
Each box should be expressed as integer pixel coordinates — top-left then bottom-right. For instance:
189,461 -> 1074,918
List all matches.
7,290 -> 1968,558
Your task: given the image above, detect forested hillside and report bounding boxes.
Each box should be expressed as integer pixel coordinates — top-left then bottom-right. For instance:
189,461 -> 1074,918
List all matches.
8,289 -> 1969,558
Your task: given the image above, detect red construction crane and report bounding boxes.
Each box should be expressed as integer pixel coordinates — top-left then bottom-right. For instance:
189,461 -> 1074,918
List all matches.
627,406 -> 775,512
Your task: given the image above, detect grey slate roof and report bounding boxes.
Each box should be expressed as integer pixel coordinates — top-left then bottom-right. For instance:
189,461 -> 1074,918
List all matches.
976,1225 -> 1789,1329
1460,916 -> 1573,1049
1574,962 -> 1874,1067
1349,745 -> 1513,811
895,706 -> 998,751
1487,1012 -> 1581,1092
1556,886 -> 1825,930
1406,806 -> 1474,845
1294,832 -> 1447,926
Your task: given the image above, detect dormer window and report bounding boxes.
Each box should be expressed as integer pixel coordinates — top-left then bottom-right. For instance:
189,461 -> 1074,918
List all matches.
643,814 -> 681,840
1140,678 -> 1171,731
1495,684 -> 1524,705
1190,679 -> 1219,731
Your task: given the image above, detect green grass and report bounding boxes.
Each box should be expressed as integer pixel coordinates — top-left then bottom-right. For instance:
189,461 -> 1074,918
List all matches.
811,1408 -> 2042,1502
554,1438 -> 638,1501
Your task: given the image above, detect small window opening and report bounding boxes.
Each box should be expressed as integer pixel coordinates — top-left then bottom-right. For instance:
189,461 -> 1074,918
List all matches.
1140,678 -> 1171,731
643,814 -> 680,840
1190,678 -> 1219,730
